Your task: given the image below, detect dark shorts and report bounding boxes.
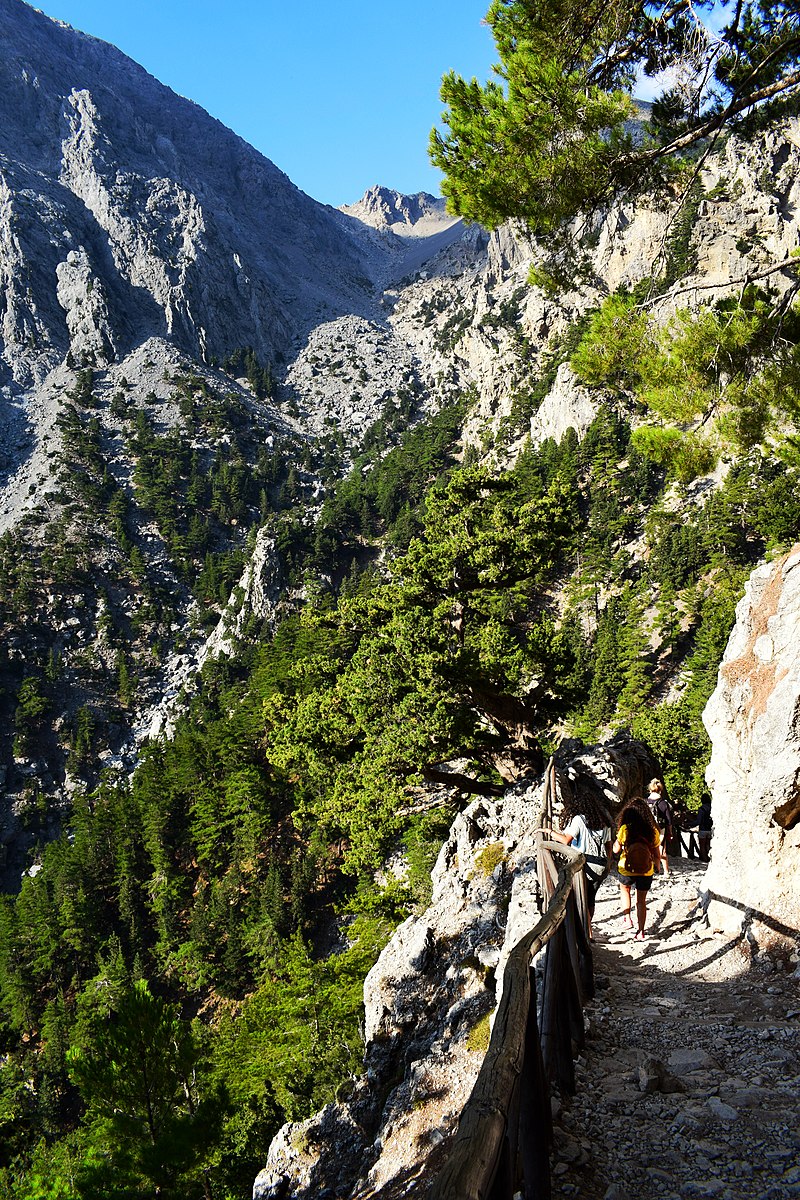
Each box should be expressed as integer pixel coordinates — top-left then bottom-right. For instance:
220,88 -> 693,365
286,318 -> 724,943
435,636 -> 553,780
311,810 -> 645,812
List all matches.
617,873 -> 653,892
585,873 -> 604,910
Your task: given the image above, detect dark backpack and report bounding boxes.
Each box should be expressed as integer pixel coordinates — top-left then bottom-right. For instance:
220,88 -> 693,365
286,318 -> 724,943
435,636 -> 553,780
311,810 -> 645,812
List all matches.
623,837 -> 655,875
651,796 -> 674,833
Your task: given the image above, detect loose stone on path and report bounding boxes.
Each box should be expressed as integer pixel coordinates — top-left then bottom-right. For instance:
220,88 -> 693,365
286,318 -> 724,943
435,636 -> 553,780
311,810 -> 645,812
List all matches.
550,859 -> 800,1200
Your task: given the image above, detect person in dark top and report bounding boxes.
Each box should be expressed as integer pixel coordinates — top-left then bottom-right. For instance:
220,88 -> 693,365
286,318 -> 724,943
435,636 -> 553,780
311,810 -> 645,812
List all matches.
646,778 -> 674,873
698,793 -> 713,862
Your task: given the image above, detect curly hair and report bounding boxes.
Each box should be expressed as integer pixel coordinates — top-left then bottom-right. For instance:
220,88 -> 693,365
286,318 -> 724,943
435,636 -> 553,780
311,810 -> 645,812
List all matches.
560,783 -> 612,833
616,796 -> 658,842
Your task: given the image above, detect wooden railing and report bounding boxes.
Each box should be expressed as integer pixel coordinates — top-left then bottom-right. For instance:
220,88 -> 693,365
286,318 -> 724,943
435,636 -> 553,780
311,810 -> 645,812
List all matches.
431,763 -> 593,1200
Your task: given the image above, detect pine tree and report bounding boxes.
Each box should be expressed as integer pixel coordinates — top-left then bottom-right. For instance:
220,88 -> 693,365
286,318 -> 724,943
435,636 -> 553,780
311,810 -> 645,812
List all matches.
68,981 -> 224,1200
431,0 -> 800,247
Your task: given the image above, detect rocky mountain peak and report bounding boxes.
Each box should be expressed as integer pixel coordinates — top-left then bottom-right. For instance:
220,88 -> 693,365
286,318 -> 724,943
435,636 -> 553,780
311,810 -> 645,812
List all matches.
340,185 -> 458,238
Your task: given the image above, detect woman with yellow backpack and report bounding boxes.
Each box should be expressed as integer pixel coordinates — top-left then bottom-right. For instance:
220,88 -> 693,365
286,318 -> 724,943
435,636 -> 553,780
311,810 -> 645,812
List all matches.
613,797 -> 667,941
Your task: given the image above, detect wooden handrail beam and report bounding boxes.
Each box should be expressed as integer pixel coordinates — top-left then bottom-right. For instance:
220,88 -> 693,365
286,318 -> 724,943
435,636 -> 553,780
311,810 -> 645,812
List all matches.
430,847 -> 585,1200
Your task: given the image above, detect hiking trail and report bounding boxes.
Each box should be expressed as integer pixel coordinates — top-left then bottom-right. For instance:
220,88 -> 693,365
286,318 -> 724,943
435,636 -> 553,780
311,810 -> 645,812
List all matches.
550,858 -> 800,1200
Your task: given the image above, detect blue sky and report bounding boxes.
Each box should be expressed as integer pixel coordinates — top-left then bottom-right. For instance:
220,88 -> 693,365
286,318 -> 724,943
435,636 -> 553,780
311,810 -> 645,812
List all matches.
41,1 -> 497,208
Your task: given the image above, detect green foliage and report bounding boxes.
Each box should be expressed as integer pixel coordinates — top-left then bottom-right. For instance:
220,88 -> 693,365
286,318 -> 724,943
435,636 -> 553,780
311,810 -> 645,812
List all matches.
630,426 -> 717,482
212,917 -> 392,1123
570,294 -> 651,389
572,289 -> 800,474
632,699 -> 710,812
312,393 -> 468,568
265,464 -> 575,871
431,0 -> 800,269
223,346 -> 276,399
403,806 -> 456,908
466,1012 -> 492,1054
661,177 -> 704,286
14,677 -> 50,752
473,843 -> 505,878
68,980 -> 223,1199
1,1132 -> 85,1200
67,707 -> 94,772
629,562 -> 752,809
430,0 -> 636,236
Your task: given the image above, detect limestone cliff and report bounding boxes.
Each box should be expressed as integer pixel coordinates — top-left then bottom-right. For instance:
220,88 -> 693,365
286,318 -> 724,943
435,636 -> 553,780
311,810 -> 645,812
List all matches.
702,546 -> 800,947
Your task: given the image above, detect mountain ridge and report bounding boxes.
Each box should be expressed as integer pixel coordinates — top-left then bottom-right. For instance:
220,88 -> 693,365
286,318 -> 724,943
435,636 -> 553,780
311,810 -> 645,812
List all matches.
340,185 -> 459,238
0,0 -> 387,387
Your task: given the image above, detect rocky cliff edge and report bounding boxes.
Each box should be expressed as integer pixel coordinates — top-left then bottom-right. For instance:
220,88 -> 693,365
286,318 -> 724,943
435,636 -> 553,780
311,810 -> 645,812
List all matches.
254,735 -> 660,1200
703,545 -> 800,949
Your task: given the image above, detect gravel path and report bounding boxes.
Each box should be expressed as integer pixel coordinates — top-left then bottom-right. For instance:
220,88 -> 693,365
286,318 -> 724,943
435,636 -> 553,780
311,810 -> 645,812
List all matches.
550,858 -> 800,1200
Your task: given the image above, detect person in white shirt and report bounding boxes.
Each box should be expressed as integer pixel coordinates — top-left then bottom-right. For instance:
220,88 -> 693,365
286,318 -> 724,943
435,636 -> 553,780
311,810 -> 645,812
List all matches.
552,787 -> 613,939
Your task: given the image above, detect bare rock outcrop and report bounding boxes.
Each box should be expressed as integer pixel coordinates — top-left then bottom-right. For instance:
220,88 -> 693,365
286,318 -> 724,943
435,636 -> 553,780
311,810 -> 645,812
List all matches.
55,244 -> 116,364
340,187 -> 456,237
702,546 -> 800,947
254,786 -> 524,1200
528,362 -> 598,448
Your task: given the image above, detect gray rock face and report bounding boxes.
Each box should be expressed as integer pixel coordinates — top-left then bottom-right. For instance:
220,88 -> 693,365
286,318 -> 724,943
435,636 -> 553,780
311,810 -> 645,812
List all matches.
529,362 -> 599,447
340,186 -> 456,238
254,782 -> 524,1200
0,0 -> 380,386
55,245 -> 117,364
702,546 -> 800,945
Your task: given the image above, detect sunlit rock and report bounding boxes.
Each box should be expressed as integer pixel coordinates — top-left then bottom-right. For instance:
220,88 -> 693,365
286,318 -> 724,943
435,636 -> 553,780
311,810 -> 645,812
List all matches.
702,546 -> 800,947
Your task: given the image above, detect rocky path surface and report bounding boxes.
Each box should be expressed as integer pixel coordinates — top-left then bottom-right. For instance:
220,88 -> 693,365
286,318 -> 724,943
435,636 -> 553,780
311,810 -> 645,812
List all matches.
549,858 -> 800,1200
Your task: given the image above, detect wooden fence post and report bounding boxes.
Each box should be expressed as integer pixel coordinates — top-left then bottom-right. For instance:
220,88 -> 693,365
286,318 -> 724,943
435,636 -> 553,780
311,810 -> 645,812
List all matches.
518,966 -> 552,1200
561,912 -> 585,1062
564,892 -> 585,1011
572,893 -> 595,1002
488,1133 -> 514,1200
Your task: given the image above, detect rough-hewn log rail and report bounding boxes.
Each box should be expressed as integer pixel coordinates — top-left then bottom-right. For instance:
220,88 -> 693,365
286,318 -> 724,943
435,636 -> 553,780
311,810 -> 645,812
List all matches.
430,764 -> 592,1200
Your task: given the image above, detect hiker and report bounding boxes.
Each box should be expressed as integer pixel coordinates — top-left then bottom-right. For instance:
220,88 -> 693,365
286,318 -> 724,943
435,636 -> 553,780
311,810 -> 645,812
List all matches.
551,787 -> 613,939
697,793 -> 713,862
613,797 -> 665,941
646,778 -> 673,873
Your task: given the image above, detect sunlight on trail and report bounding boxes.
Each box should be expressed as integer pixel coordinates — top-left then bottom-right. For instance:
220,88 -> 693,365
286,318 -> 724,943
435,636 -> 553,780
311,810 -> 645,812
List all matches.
549,857 -> 800,1200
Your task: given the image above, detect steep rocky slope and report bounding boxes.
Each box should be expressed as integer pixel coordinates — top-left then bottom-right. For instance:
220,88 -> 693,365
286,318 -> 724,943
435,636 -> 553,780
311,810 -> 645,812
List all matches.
0,0 -> 381,386
385,120 -> 800,462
